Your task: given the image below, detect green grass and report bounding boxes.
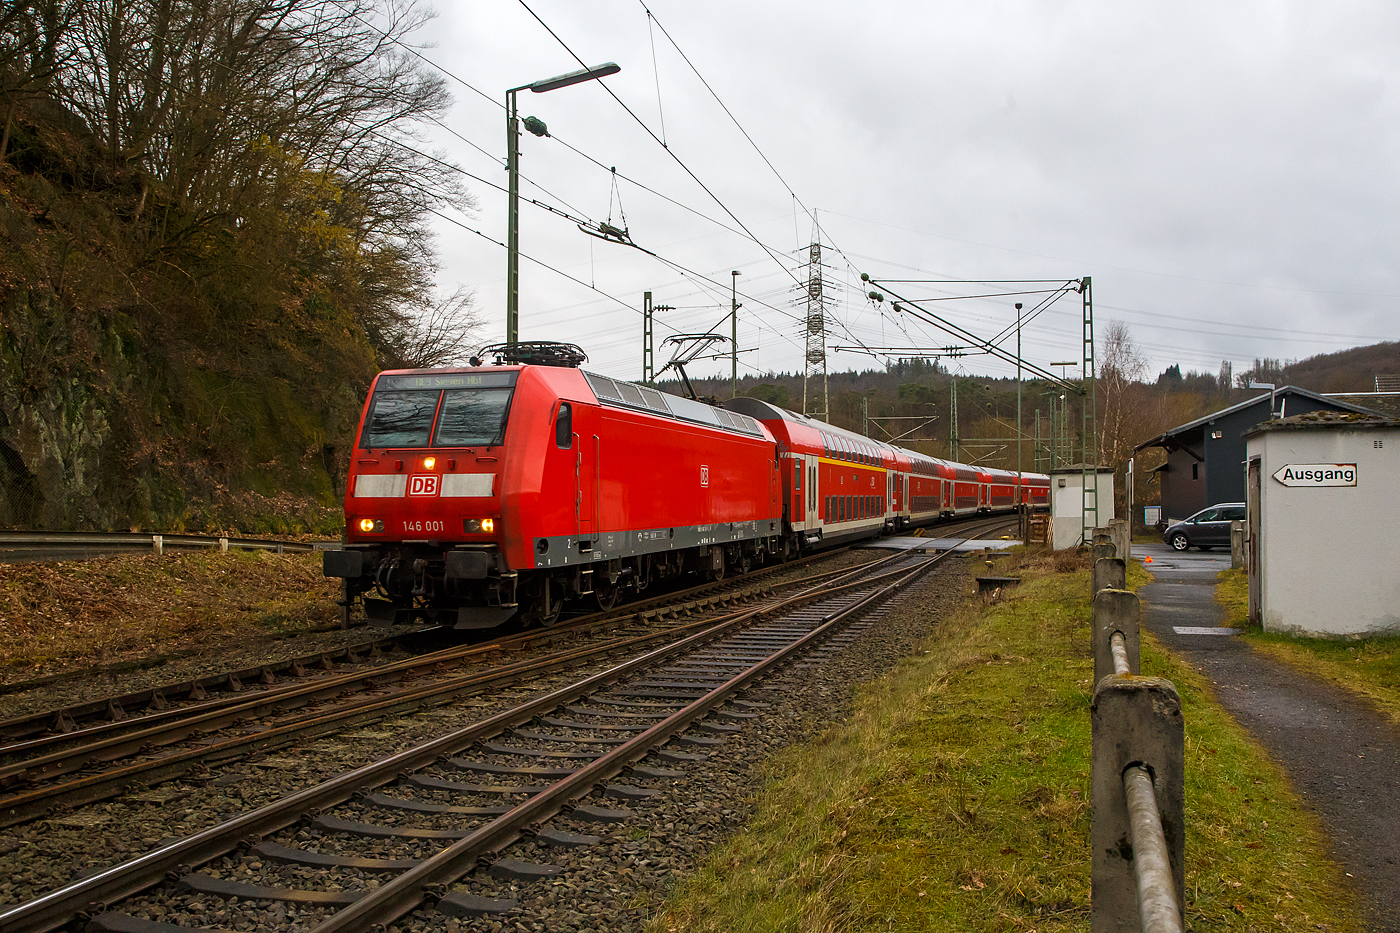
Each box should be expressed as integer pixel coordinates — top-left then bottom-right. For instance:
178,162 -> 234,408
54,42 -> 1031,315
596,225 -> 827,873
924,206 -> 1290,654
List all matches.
1218,568 -> 1400,726
652,553 -> 1358,933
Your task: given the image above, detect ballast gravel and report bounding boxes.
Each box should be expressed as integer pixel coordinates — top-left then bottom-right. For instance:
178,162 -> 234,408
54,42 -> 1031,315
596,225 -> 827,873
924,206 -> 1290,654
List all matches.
0,551 -> 966,933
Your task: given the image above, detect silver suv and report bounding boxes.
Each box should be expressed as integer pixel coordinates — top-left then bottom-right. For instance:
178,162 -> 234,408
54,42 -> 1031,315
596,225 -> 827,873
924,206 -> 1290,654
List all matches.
1163,503 -> 1246,551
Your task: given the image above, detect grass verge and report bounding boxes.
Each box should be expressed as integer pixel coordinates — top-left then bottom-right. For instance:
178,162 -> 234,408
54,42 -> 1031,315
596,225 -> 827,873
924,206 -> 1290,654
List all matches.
0,550 -> 342,679
1217,567 -> 1400,726
653,550 -> 1357,933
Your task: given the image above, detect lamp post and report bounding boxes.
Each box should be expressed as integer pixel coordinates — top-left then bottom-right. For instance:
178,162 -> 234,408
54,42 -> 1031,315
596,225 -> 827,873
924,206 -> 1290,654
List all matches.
506,62 -> 620,345
731,270 -> 741,397
1050,361 -> 1076,464
1249,381 -> 1277,418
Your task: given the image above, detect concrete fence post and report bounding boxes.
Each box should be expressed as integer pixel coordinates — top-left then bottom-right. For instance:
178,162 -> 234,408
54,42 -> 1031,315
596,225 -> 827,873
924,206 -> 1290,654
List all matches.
1091,543 -> 1116,570
1092,675 -> 1185,933
1092,528 -> 1112,548
1108,518 -> 1130,561
1093,588 -> 1139,685
151,534 -> 163,556
1093,557 -> 1126,599
1230,521 -> 1243,570
219,537 -> 229,553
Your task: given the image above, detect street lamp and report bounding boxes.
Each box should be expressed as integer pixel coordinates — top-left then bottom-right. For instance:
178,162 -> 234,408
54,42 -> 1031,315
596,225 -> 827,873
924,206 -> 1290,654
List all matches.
1249,381 -> 1277,418
506,62 -> 621,345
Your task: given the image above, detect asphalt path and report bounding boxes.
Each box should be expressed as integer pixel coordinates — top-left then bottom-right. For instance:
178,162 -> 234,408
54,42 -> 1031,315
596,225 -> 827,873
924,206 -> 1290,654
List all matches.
1136,542 -> 1400,932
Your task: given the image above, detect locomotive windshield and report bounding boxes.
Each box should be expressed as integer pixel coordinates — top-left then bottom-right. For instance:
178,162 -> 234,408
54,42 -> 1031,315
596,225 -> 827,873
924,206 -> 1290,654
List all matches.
362,390 -> 439,448
434,388 -> 513,446
360,372 -> 518,449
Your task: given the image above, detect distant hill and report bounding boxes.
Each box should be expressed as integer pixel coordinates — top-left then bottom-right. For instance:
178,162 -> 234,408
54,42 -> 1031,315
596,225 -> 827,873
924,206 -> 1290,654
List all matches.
1276,342 -> 1399,393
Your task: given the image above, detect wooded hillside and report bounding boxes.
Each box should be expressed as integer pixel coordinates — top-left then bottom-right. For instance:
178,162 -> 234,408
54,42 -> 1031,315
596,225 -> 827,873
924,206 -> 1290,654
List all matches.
0,0 -> 476,533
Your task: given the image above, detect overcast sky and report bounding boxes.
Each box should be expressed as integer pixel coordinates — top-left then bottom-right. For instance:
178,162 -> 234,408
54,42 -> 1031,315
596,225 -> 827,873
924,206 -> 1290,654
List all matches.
408,0 -> 1399,387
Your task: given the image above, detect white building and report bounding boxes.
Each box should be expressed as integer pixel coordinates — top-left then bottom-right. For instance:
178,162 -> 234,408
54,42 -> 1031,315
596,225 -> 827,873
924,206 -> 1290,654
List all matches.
1048,465 -> 1116,550
1245,411 -> 1400,637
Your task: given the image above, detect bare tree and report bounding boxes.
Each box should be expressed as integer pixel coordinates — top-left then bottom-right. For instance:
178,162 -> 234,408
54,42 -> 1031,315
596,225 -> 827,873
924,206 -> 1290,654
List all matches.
380,286 -> 486,370
44,0 -> 468,359
1097,321 -> 1153,513
0,0 -> 79,162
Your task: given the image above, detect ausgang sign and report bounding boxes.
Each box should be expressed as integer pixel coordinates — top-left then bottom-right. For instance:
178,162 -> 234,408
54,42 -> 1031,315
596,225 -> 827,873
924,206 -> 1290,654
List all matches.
1271,463 -> 1357,487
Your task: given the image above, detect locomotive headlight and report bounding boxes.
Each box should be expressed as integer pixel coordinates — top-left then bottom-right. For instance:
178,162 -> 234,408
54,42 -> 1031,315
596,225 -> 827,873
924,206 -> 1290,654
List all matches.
464,518 -> 496,534
482,518 -> 495,533
358,518 -> 384,533
423,457 -> 436,469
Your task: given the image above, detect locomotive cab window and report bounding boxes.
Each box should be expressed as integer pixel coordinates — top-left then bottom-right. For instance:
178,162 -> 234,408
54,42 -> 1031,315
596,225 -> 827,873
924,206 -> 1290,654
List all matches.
434,387 -> 514,447
361,390 -> 439,448
555,402 -> 573,449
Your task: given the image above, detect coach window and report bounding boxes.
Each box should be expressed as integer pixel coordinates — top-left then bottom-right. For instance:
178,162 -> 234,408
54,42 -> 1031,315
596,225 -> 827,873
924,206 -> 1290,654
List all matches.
555,403 -> 573,449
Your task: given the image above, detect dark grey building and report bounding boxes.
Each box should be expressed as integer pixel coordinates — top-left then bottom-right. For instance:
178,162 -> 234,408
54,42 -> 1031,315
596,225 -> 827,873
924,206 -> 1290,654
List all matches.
1135,387 -> 1378,523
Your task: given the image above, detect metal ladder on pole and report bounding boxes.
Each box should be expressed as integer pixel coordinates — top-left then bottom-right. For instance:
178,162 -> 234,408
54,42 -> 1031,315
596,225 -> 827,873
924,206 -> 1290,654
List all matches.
1080,277 -> 1099,546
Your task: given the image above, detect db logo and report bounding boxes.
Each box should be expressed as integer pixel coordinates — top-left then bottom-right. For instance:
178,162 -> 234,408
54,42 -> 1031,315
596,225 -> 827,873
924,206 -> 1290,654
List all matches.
407,474 -> 440,496
700,465 -> 710,487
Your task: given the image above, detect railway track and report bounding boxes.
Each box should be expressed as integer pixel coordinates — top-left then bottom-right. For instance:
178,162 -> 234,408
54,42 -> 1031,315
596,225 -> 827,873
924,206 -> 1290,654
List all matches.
0,529 -> 985,933
0,513 -> 1010,754
0,547 -> 890,827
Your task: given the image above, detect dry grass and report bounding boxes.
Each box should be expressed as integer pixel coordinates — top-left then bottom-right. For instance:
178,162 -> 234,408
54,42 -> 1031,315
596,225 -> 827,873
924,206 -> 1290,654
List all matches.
0,550 -> 341,680
1217,568 -> 1400,726
653,549 -> 1358,933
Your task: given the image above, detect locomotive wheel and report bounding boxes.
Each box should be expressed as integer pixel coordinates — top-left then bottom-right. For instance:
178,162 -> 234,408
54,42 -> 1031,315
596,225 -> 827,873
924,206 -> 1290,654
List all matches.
593,575 -> 619,611
527,576 -> 565,627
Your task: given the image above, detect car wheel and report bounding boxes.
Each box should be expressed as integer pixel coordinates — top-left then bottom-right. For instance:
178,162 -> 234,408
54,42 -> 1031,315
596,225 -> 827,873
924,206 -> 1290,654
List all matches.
1170,533 -> 1190,551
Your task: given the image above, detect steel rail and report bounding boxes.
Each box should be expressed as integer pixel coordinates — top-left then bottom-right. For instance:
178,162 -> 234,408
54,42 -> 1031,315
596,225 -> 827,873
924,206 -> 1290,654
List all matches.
0,547 -> 945,933
0,543 -> 844,739
0,573 -> 781,767
0,551 -> 832,763
0,553 -> 931,822
315,557 -> 942,933
0,597 -> 770,828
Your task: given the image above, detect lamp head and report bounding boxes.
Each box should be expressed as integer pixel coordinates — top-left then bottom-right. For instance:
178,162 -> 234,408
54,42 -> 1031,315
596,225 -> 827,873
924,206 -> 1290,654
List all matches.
529,62 -> 620,93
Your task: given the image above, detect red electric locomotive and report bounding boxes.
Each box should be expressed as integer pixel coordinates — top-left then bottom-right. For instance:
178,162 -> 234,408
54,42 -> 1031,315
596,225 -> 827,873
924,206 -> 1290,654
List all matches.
323,344 -> 782,629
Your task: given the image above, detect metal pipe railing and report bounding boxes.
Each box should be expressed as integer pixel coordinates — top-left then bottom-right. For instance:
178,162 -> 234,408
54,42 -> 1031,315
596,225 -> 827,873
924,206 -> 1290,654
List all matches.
1091,531 -> 1184,933
1110,630 -> 1130,676
1123,766 -> 1184,933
